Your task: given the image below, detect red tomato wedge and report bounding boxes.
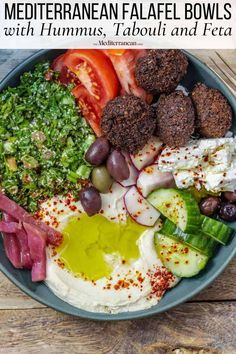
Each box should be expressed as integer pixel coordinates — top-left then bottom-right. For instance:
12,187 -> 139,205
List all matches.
51,53 -> 80,87
63,49 -> 119,109
72,85 -> 103,137
104,49 -> 153,104
52,53 -> 66,72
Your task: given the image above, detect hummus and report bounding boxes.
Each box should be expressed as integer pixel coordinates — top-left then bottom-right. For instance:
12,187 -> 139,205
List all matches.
39,183 -> 177,314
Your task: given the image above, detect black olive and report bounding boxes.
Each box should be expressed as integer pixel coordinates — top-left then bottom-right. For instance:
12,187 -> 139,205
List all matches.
79,186 -> 102,216
219,203 -> 236,222
223,191 -> 236,203
107,150 -> 130,182
199,197 -> 221,216
85,137 -> 110,166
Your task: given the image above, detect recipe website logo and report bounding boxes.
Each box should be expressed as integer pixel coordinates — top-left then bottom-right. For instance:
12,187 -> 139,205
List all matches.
0,0 -> 235,49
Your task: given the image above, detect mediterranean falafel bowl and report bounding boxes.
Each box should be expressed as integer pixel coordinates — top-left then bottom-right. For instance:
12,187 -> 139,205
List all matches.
0,49 -> 236,320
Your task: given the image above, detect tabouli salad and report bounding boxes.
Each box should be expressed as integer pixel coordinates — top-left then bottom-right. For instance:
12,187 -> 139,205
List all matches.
0,49 -> 235,314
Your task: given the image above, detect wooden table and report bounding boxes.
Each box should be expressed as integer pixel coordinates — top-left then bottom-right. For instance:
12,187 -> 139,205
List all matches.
0,50 -> 235,354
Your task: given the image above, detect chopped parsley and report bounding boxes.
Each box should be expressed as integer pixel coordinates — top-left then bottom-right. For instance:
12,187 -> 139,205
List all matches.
0,62 -> 95,211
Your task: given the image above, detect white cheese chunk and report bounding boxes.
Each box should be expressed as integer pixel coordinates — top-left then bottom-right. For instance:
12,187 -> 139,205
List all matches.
158,142 -> 201,172
174,169 -> 205,190
204,158 -> 236,192
198,137 -> 235,153
158,137 -> 236,193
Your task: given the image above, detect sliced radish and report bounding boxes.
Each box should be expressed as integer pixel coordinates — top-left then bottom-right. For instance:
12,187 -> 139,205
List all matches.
130,136 -> 163,170
137,164 -> 175,197
120,152 -> 139,187
101,182 -> 128,223
124,186 -> 160,226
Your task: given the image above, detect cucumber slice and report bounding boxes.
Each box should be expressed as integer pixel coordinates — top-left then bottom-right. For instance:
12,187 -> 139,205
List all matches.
200,215 -> 233,245
155,233 -> 209,278
148,188 -> 200,233
161,219 -> 217,256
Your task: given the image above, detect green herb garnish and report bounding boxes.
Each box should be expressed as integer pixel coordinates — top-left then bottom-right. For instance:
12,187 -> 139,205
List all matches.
0,62 -> 95,211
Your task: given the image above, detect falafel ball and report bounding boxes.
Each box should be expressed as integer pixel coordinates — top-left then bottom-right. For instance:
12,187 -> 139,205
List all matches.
156,91 -> 195,147
191,83 -> 232,138
135,50 -> 188,95
101,95 -> 156,154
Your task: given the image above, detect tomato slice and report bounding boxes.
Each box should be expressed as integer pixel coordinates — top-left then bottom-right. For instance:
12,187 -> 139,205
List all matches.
51,53 -> 66,72
52,50 -> 120,136
104,49 -> 153,104
72,85 -> 102,137
63,49 -> 119,109
51,53 -> 80,86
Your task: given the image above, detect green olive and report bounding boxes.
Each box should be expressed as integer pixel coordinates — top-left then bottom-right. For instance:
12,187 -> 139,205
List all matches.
91,166 -> 113,193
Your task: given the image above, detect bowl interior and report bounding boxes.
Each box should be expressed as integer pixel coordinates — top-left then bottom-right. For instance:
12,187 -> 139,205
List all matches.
0,50 -> 236,321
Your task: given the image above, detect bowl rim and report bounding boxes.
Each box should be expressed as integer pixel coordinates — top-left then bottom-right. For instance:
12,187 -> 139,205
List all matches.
0,49 -> 236,321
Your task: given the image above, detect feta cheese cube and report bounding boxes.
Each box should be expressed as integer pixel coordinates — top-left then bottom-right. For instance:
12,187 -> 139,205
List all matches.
158,137 -> 236,193
158,142 -> 201,172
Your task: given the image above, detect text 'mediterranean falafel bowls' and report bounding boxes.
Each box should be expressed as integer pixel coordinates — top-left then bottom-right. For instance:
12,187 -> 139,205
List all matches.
0,49 -> 235,314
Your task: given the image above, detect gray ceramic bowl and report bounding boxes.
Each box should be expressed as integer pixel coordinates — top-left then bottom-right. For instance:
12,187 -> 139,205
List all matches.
0,50 -> 235,321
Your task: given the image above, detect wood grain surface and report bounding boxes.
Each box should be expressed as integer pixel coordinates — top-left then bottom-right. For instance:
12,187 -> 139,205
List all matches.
0,303 -> 236,354
0,50 -> 235,354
